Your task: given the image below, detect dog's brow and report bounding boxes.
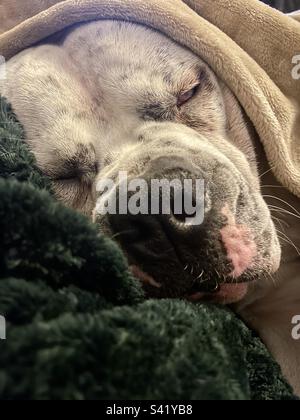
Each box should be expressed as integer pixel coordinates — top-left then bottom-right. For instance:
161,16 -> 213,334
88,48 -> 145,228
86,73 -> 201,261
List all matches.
176,65 -> 210,93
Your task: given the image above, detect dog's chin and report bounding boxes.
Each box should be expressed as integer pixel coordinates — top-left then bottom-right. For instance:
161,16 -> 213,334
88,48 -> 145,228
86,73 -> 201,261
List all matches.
130,264 -> 251,305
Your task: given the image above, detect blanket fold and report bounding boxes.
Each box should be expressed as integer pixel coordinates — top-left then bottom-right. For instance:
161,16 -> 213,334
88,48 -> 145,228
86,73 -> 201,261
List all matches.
0,0 -> 300,197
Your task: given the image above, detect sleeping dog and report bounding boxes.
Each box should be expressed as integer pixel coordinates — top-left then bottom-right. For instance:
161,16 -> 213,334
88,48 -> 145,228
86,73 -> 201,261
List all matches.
1,21 -> 299,395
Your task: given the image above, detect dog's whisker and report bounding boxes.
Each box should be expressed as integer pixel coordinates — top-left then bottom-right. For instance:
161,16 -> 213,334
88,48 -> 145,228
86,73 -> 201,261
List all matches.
276,231 -> 300,256
259,167 -> 275,179
214,269 -> 221,280
277,234 -> 300,255
261,271 -> 276,288
269,212 -> 290,229
269,205 -> 300,222
263,194 -> 300,217
184,264 -> 189,272
268,205 -> 291,217
195,270 -> 204,281
269,273 -> 278,287
110,229 -> 136,240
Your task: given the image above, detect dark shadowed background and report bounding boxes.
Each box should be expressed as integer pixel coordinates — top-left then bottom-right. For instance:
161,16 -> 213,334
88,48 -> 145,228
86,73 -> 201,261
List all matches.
262,0 -> 300,12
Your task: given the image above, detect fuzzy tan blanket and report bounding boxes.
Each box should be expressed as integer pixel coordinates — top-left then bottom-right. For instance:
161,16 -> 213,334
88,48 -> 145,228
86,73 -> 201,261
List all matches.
0,0 -> 300,198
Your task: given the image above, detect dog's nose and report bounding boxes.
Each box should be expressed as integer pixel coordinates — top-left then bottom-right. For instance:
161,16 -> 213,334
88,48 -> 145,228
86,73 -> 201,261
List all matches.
103,159 -> 222,295
107,156 -> 206,244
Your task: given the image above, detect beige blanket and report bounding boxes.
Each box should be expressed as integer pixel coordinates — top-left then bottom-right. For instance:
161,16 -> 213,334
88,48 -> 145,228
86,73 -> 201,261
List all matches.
0,0 -> 300,198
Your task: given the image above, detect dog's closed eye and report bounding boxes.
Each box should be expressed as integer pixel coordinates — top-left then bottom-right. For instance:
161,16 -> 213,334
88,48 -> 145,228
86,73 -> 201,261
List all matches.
177,84 -> 200,107
54,163 -> 98,184
50,143 -> 99,185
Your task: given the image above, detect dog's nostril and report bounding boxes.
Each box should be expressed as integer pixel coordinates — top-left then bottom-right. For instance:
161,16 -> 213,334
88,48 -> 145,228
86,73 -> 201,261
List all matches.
109,213 -> 161,245
172,210 -> 197,224
172,208 -> 198,223
170,191 -> 198,224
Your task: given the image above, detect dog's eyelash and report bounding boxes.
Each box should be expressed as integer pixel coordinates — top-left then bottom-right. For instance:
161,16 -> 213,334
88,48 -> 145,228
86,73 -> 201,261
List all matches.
177,84 -> 200,107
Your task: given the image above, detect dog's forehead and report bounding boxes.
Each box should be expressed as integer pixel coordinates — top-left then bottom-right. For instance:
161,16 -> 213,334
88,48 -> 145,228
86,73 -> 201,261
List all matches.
66,20 -> 204,86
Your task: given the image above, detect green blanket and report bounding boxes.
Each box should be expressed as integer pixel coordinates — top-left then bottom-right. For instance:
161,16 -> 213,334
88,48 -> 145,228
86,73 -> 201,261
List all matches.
0,96 -> 296,400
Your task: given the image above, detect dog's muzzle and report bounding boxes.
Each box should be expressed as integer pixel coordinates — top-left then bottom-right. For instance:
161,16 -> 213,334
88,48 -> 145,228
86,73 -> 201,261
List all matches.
97,154 -> 258,304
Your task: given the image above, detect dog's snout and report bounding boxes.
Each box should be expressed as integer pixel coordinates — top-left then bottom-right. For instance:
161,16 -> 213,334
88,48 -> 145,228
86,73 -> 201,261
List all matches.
96,152 -> 262,301
144,155 -> 201,178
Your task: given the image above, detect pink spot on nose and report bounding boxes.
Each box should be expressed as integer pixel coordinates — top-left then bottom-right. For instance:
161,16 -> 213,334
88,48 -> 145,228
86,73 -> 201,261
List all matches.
220,205 -> 257,278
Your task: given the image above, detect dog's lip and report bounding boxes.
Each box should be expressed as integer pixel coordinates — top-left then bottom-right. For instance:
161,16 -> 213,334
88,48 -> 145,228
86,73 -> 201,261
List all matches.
186,283 -> 249,304
130,264 -> 249,304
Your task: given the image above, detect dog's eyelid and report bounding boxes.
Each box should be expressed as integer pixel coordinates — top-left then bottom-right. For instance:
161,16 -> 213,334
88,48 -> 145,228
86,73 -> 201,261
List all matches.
54,174 -> 79,182
54,162 -> 99,184
177,83 -> 201,107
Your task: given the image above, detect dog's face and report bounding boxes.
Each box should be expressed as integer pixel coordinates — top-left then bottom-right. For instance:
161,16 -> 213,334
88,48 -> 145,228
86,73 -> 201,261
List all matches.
21,21 -> 283,303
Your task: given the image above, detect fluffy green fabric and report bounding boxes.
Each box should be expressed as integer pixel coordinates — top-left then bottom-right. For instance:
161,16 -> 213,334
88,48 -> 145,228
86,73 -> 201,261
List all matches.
0,96 -> 296,400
